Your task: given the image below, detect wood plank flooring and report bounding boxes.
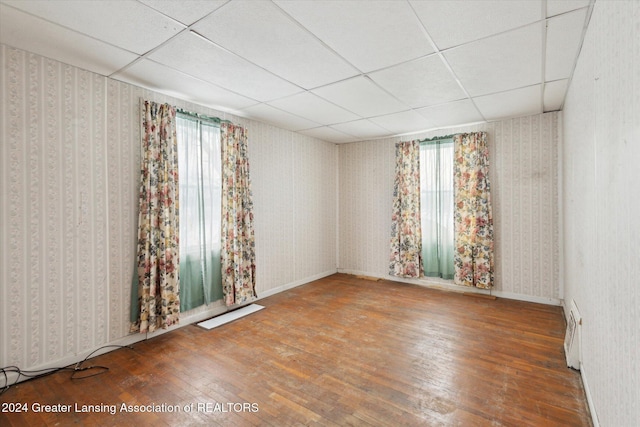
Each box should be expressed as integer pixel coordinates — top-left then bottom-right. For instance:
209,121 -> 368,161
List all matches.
0,274 -> 591,426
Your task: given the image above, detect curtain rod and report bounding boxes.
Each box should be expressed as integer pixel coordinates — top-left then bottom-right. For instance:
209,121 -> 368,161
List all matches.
176,108 -> 234,125
418,133 -> 457,144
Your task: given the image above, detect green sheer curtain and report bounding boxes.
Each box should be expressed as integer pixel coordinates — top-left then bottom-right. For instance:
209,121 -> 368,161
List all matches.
420,138 -> 455,280
177,115 -> 223,311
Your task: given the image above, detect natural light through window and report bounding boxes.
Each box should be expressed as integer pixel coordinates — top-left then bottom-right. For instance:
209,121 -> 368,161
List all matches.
420,139 -> 455,279
176,115 -> 223,311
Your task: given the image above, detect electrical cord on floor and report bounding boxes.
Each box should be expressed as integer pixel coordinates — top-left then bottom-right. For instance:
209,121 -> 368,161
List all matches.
0,344 -> 133,395
1,365 -> 76,396
70,345 -> 134,380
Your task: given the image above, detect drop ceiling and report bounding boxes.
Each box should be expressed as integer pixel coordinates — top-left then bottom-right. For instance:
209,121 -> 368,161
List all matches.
0,0 -> 592,143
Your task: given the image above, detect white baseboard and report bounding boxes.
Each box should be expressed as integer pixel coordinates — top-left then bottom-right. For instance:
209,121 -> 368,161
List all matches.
256,269 -> 338,299
2,270 -> 339,389
1,333 -> 144,390
144,302 -> 229,339
4,267 -> 561,390
337,268 -> 562,306
0,312 -> 232,389
561,299 -> 570,320
580,362 -> 600,427
492,289 -> 562,306
147,269 -> 338,340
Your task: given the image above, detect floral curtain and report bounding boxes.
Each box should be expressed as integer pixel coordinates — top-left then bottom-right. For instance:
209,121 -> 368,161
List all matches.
131,100 -> 181,333
220,123 -> 257,306
389,140 -> 423,278
453,132 -> 494,289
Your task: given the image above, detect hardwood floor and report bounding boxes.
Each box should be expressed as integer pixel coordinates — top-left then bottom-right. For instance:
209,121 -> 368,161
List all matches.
0,274 -> 591,426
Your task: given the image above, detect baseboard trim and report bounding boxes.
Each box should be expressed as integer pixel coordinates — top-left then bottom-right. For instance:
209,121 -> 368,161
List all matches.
0,333 -> 144,390
256,269 -> 338,299
2,270 -> 339,389
3,267 -> 560,390
580,363 -> 600,427
337,268 -> 562,306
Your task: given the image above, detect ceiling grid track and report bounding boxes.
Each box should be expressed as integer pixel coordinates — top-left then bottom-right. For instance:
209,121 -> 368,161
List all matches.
0,0 -> 593,143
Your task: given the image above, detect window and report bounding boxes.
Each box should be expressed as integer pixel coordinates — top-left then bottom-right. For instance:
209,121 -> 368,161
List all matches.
420,139 -> 455,279
176,114 -> 223,311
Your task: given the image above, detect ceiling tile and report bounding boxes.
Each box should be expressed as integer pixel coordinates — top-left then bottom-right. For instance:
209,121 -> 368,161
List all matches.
545,9 -> 587,81
330,119 -> 393,140
544,79 -> 568,111
444,23 -> 542,97
369,55 -> 466,109
275,0 -> 433,72
193,0 -> 357,89
148,32 -> 301,102
369,110 -> 436,135
268,92 -> 359,125
0,4 -> 138,76
112,58 -> 256,112
416,99 -> 484,128
312,76 -> 408,118
137,0 -> 228,26
546,0 -> 590,18
411,0 -> 541,50
241,104 -> 321,132
0,0 -> 590,137
2,0 -> 184,55
298,126 -> 356,144
474,85 -> 542,121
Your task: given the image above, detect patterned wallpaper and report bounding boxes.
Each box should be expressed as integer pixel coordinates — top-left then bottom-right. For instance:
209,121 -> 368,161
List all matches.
562,1 -> 639,425
0,44 -> 337,371
250,123 -> 338,295
338,113 -> 560,303
3,3 -> 636,422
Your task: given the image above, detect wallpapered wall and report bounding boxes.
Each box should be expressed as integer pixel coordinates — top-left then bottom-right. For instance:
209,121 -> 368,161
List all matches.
338,113 -> 560,303
562,1 -> 639,425
0,44 -> 337,372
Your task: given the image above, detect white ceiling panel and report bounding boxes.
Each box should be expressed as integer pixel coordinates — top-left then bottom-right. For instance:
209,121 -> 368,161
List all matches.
545,9 -> 588,82
2,0 -> 184,55
275,0 -> 434,72
444,23 -> 542,97
330,119 -> 393,140
268,92 -> 359,125
544,79 -> 569,111
417,99 -> 485,128
112,59 -> 256,111
369,110 -> 436,135
474,85 -> 543,121
0,4 -> 138,76
299,126 -> 356,144
411,0 -> 541,50
148,32 -> 300,102
193,0 -> 357,89
0,0 -> 592,143
137,0 -> 228,26
546,0 -> 590,18
240,104 -> 321,132
312,76 -> 408,118
369,54 -> 466,109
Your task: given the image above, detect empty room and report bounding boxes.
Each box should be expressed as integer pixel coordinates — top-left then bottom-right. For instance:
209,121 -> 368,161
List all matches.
0,0 -> 638,426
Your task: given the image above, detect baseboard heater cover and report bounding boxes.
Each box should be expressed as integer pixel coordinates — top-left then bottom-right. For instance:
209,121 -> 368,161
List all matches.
197,304 -> 265,330
564,300 -> 582,370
